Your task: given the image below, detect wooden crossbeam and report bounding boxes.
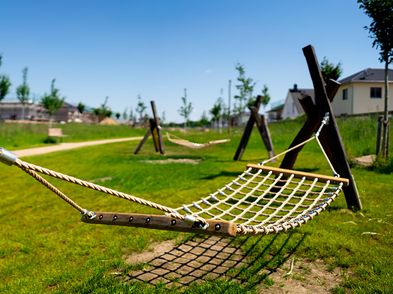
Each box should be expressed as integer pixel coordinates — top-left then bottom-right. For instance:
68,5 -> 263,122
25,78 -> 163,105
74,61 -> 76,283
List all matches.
247,164 -> 349,186
82,212 -> 237,237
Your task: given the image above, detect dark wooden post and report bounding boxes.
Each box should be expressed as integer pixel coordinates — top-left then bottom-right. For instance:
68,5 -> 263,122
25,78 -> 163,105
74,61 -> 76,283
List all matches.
250,107 -> 275,159
134,129 -> 151,154
234,96 -> 275,160
279,80 -> 338,169
150,101 -> 165,155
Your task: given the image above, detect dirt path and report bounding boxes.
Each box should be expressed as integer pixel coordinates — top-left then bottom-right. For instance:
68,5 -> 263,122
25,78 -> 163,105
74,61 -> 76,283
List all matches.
12,137 -> 143,157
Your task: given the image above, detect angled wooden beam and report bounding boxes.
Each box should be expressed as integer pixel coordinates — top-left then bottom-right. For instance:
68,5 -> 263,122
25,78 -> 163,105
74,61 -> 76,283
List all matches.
279,79 -> 339,169
134,100 -> 165,155
134,129 -> 151,154
250,107 -> 275,159
234,95 -> 275,160
150,101 -> 165,155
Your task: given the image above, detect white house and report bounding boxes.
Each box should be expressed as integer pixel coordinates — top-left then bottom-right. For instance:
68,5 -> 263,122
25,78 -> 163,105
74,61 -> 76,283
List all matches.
332,68 -> 393,116
281,84 -> 314,119
0,100 -> 92,123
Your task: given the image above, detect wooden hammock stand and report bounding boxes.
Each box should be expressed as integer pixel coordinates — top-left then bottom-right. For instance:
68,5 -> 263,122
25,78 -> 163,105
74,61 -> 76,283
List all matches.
0,45 -> 362,238
234,95 -> 275,161
134,100 -> 165,155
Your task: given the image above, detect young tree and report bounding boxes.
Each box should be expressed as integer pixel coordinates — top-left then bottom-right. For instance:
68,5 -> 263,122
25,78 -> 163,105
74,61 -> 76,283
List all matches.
320,57 -> 343,81
260,84 -> 271,110
178,88 -> 193,128
358,0 -> 393,158
16,67 -> 30,120
0,55 -> 11,102
135,95 -> 147,123
234,63 -> 255,114
93,96 -> 112,122
210,97 -> 224,129
122,108 -> 128,121
161,111 -> 166,125
115,112 -> 121,120
129,108 -> 135,122
41,79 -> 65,127
77,102 -> 85,114
199,111 -> 209,126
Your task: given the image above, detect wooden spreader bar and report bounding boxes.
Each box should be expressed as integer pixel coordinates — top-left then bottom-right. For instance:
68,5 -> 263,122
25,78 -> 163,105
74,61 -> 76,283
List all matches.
82,212 -> 237,237
247,164 -> 349,186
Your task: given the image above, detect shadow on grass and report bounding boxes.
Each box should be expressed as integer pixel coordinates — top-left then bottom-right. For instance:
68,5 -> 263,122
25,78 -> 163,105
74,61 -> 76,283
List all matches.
200,171 -> 241,180
295,167 -> 320,173
126,231 -> 307,291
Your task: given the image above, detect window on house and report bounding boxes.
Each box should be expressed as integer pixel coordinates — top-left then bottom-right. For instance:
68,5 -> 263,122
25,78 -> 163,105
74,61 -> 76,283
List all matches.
342,88 -> 348,100
370,87 -> 382,98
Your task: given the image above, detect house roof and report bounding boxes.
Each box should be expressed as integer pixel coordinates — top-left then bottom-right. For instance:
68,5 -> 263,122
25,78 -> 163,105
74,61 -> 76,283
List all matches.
339,68 -> 393,84
267,103 -> 284,113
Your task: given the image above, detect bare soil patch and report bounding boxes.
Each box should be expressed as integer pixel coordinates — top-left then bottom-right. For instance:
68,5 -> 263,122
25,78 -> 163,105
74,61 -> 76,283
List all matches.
353,154 -> 376,167
262,258 -> 343,293
124,240 -> 176,264
124,236 -> 345,292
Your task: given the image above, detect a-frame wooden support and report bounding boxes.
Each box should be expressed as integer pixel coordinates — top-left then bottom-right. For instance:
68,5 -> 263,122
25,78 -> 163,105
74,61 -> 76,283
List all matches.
234,95 -> 275,161
280,45 -> 362,210
134,100 -> 165,155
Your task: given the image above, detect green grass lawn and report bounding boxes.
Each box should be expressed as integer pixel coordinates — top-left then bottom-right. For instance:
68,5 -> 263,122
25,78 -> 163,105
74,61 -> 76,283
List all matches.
0,122 -> 146,150
0,116 -> 392,293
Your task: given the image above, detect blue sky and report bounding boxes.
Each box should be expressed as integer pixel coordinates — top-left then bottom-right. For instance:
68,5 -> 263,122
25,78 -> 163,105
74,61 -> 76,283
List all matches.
0,0 -> 383,122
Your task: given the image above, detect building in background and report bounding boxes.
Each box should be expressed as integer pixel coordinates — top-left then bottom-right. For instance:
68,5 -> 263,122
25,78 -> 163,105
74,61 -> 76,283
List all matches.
332,68 -> 393,116
281,84 -> 314,120
0,100 -> 95,123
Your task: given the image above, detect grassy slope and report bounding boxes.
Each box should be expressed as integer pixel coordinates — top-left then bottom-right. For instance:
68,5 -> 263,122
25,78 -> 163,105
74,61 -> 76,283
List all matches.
0,116 -> 392,293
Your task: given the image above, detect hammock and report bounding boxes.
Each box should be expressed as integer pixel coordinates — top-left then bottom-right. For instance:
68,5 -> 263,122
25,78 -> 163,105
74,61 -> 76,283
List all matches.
166,133 -> 230,149
0,115 -> 347,237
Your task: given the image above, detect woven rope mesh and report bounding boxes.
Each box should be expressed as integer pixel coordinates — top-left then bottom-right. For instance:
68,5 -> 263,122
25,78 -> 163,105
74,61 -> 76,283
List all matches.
176,166 -> 343,234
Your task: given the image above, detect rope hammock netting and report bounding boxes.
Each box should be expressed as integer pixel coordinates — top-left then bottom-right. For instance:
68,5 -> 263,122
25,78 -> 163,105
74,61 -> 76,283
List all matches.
0,114 -> 348,237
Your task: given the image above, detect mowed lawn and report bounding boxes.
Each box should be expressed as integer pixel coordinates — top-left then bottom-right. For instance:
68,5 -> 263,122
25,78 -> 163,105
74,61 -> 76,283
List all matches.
0,117 -> 392,293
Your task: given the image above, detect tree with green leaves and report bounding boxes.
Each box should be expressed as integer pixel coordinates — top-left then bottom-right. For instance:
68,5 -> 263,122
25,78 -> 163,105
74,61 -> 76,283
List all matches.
161,111 -> 166,125
199,111 -> 209,126
210,97 -> 224,129
178,88 -> 193,129
16,67 -> 30,120
122,108 -> 128,121
41,79 -> 65,127
0,55 -> 11,102
135,95 -> 147,123
260,84 -> 271,110
129,108 -> 135,122
93,96 -> 112,122
77,102 -> 85,114
234,63 -> 255,114
358,0 -> 393,158
320,57 -> 343,81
